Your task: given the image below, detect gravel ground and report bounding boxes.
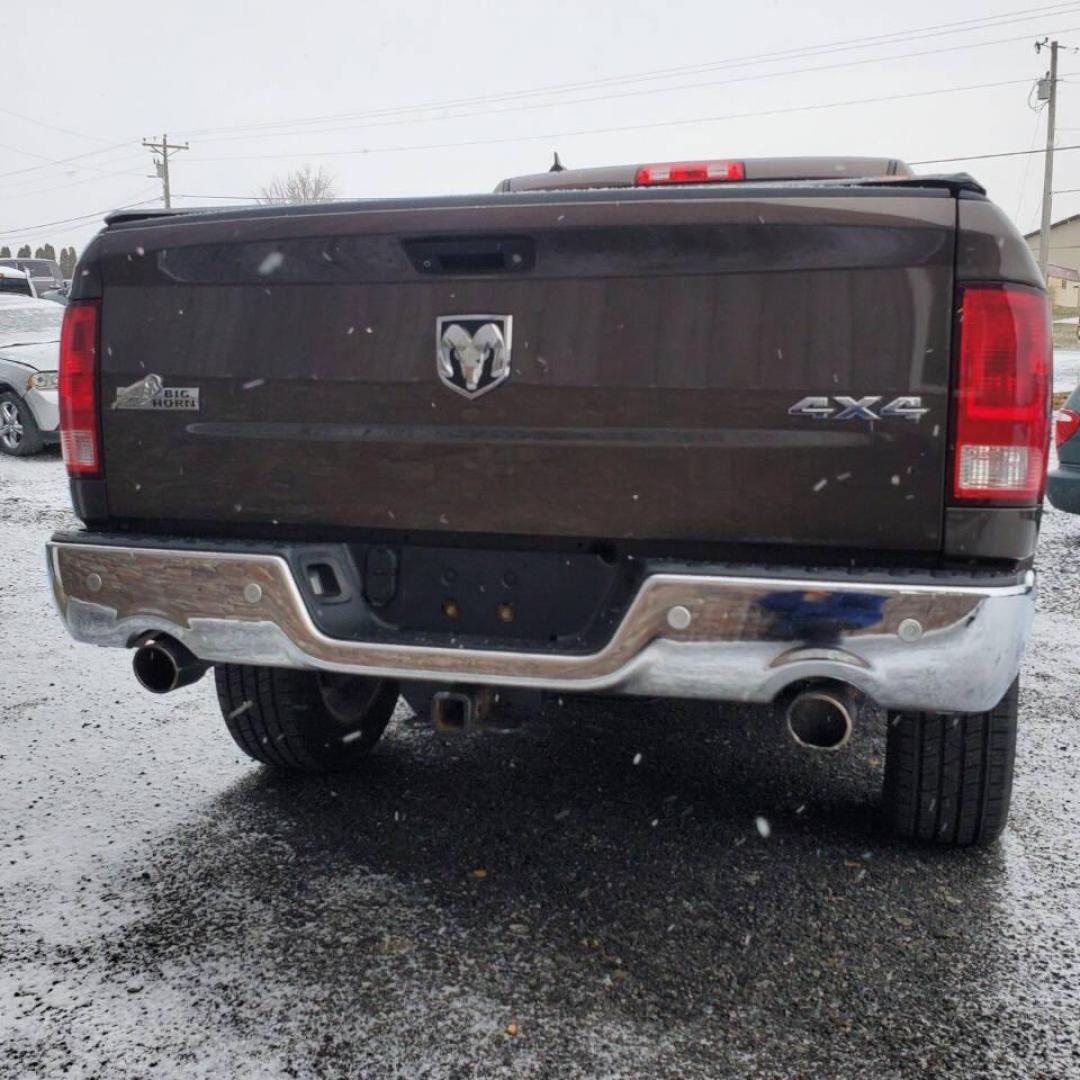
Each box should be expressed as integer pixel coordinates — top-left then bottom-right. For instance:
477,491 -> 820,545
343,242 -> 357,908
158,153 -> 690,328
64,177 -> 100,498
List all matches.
1,450 -> 1078,1080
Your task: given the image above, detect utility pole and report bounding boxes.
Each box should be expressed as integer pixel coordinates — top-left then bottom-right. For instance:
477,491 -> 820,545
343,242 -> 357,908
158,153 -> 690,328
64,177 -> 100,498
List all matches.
1037,39 -> 1059,280
141,133 -> 189,209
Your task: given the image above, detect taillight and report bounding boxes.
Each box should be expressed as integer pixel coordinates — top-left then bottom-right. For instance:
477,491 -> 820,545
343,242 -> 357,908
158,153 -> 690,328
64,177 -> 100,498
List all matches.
635,160 -> 745,186
59,299 -> 100,475
1055,407 -> 1080,450
952,284 -> 1051,504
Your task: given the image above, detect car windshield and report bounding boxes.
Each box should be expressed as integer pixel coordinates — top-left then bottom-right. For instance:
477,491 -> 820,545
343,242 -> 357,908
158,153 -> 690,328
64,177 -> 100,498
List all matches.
21,261 -> 60,279
0,302 -> 63,346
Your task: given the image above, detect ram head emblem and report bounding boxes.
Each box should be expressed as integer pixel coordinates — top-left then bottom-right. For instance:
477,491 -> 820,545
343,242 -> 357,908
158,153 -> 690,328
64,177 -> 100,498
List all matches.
436,316 -> 512,398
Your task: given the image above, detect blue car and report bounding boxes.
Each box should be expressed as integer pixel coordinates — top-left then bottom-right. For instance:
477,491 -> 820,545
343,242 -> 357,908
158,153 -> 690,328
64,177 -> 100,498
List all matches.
1048,388 -> 1080,512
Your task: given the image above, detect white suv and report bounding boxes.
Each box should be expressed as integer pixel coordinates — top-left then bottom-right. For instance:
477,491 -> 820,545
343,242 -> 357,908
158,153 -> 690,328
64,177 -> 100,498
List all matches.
0,294 -> 62,456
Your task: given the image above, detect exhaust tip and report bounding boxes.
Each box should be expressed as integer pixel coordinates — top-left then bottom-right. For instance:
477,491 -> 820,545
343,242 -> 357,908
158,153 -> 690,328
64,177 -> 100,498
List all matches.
132,637 -> 208,694
785,689 -> 854,751
133,641 -> 181,694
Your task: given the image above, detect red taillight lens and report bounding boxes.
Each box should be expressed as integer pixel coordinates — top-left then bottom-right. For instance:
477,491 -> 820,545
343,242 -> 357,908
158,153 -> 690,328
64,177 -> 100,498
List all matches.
1055,407 -> 1080,450
59,299 -> 100,475
952,285 -> 1051,504
635,160 -> 745,186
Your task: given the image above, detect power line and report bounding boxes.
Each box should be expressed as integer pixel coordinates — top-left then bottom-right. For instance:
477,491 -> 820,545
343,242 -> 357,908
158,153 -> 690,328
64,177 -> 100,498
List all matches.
0,141 -> 137,181
174,193 -> 347,201
1,159 -> 151,199
22,138 -> 1080,230
0,151 -> 151,193
7,17 -> 1056,178
173,3 -> 1080,141
183,76 -> 1041,165
0,5 -> 1071,190
912,142 -> 1080,163
2,6 -> 1074,232
178,23 -> 1080,148
0,106 -> 114,143
0,165 -> 150,201
169,141 -> 1080,205
1015,108 -> 1045,223
174,142 -> 1080,206
0,192 -> 160,239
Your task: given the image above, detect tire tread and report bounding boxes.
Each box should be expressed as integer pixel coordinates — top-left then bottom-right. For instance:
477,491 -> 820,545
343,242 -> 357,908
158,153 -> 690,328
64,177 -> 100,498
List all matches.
883,681 -> 1018,847
213,664 -> 397,773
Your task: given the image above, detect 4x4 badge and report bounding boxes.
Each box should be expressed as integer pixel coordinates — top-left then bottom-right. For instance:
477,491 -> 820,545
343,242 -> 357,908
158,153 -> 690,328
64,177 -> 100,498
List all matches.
436,315 -> 512,399
788,395 -> 928,421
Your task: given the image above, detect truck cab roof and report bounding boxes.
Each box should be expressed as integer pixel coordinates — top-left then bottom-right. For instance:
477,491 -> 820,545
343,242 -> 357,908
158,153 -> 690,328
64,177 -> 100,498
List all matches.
496,155 -> 914,192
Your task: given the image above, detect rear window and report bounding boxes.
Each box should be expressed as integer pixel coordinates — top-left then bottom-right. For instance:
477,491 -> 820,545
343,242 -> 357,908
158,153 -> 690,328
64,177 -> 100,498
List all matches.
18,259 -> 61,279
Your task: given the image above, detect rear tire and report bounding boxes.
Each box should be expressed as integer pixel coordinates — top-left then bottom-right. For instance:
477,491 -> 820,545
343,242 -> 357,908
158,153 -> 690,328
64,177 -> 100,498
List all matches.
0,392 -> 44,456
883,680 -> 1018,846
214,664 -> 399,772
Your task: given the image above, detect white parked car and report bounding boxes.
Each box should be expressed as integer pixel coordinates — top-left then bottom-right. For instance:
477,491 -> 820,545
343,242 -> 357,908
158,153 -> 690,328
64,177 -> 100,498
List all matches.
0,256 -> 66,299
0,294 -> 62,456
0,266 -> 37,298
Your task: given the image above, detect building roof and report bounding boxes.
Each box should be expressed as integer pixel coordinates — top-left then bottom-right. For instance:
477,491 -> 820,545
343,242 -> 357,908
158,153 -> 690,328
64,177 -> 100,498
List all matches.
1024,213 -> 1080,239
1047,263 -> 1080,281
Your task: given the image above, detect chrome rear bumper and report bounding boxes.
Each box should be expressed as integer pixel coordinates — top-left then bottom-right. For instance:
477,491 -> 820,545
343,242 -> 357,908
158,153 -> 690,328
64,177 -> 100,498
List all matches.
46,540 -> 1035,714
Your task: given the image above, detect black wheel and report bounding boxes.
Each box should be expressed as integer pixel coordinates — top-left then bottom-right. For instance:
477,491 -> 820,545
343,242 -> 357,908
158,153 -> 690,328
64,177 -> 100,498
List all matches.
883,680 -> 1018,846
0,392 -> 44,456
214,664 -> 399,772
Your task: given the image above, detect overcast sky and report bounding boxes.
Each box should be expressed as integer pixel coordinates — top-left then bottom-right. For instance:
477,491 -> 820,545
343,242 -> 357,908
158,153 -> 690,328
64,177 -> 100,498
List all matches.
4,0 -> 1080,255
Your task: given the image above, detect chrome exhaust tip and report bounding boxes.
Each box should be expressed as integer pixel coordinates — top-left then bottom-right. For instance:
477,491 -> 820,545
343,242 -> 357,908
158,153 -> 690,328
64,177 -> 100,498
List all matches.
132,637 -> 209,694
784,687 -> 855,751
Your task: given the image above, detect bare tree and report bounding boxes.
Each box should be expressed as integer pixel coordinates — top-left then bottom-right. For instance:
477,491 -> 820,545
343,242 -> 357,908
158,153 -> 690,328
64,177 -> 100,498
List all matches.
257,165 -> 338,205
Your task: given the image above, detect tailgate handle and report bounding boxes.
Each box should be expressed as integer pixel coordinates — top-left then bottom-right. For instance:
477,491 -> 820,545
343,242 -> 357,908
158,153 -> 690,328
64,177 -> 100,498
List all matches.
404,235 -> 535,276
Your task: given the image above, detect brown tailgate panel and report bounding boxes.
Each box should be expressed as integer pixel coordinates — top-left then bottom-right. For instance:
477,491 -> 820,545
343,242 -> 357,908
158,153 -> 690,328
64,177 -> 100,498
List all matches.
98,192 -> 954,550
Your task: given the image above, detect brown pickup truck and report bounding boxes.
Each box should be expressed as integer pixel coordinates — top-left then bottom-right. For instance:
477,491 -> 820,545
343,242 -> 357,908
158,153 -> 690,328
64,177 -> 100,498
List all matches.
48,156 -> 1050,845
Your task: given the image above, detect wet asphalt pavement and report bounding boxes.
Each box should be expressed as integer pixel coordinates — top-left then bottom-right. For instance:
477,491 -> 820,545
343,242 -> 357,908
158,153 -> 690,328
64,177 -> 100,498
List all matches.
1,450 -> 1079,1080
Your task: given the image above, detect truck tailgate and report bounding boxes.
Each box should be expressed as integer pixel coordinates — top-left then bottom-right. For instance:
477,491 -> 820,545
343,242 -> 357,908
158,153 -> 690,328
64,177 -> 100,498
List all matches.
95,190 -> 954,550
